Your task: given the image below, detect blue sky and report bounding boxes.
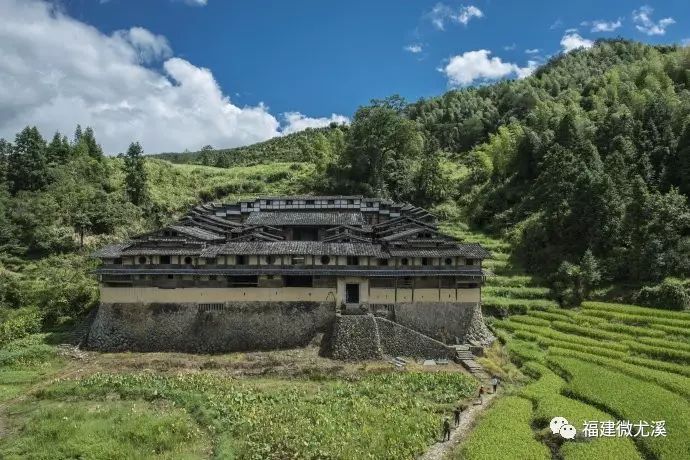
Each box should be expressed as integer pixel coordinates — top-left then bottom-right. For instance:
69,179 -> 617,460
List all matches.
0,0 -> 688,153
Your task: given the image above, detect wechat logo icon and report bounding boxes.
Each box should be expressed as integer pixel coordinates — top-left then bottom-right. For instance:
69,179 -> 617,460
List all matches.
550,417 -> 577,440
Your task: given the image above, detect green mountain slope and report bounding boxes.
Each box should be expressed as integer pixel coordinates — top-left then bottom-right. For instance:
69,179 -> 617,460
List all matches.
150,125 -> 346,167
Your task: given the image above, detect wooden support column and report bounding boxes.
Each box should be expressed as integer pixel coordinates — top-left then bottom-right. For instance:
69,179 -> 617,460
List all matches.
394,277 -> 398,303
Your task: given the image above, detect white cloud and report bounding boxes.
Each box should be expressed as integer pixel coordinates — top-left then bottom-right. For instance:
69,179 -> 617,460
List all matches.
456,5 -> 483,25
427,3 -> 483,30
503,43 -> 516,51
515,60 -> 538,79
582,19 -> 622,32
549,19 -> 563,30
560,32 -> 594,53
113,27 -> 172,63
281,112 -> 349,135
525,48 -> 540,54
404,44 -> 423,54
0,0 -> 344,154
181,0 -> 207,6
441,50 -> 535,86
633,6 -> 674,36
682,38 -> 690,46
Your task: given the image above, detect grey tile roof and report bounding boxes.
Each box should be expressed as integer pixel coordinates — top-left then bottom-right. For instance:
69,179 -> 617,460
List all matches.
91,196 -> 491,263
389,243 -> 491,259
245,212 -> 365,227
169,225 -> 223,241
95,266 -> 486,278
203,242 -> 386,257
91,243 -> 129,258
121,248 -> 204,256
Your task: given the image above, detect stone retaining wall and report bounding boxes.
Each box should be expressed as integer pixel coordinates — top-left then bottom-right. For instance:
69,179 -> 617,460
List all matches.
375,317 -> 454,360
327,315 -> 455,360
329,315 -> 383,360
393,302 -> 494,345
87,301 -> 335,353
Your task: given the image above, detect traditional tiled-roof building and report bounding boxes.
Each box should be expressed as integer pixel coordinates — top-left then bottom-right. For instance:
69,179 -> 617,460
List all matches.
89,196 -> 492,353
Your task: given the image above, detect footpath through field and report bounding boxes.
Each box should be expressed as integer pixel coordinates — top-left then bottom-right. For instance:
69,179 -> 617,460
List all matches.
419,390 -> 498,460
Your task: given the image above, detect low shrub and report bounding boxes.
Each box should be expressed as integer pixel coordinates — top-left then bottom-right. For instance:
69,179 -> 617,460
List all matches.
633,278 -> 689,311
0,308 -> 43,347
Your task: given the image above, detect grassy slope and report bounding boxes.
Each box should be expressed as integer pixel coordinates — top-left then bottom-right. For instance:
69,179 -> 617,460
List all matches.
450,226 -> 690,460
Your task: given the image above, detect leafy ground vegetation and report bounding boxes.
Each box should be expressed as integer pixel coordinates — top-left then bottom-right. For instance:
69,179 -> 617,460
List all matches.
0,340 -> 477,459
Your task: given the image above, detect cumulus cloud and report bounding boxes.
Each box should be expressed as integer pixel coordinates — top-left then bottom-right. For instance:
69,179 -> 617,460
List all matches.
582,19 -> 622,32
441,50 -> 535,86
113,27 -> 172,63
560,32 -> 594,53
404,44 -> 423,54
633,6 -> 674,36
0,0 -> 345,154
427,3 -> 483,30
281,112 -> 349,135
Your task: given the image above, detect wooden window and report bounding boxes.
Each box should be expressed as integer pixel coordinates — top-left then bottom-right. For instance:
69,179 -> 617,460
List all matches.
184,256 -> 193,265
284,275 -> 312,287
138,256 -> 147,264
421,257 -> 430,266
160,255 -> 171,264
291,256 -> 305,265
113,258 -> 123,265
228,275 -> 258,287
320,255 -> 331,265
266,255 -> 277,264
400,258 -> 409,266
466,258 -> 475,266
346,256 -> 359,266
444,257 -> 453,266
236,255 -> 248,265
377,258 -> 389,266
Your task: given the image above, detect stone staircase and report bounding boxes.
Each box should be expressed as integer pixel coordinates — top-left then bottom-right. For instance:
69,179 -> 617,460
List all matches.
452,344 -> 491,382
69,306 -> 99,348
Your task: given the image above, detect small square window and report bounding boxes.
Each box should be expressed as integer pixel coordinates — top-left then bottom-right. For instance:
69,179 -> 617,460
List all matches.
346,256 -> 359,266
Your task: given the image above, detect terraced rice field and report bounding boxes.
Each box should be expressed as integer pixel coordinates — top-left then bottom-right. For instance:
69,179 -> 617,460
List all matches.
442,226 -> 690,460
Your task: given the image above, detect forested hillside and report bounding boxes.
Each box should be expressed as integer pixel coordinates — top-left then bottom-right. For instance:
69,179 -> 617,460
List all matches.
302,40 -> 690,306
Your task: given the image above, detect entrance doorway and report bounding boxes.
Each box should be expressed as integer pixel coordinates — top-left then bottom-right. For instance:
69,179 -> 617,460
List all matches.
345,283 -> 360,304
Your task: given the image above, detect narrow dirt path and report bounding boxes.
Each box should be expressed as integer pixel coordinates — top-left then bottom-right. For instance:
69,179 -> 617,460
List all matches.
418,390 -> 498,460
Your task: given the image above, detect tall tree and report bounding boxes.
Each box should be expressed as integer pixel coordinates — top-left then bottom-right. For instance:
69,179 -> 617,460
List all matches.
123,142 -> 148,206
46,132 -> 71,165
7,127 -> 49,194
73,124 -> 83,145
82,127 -> 104,158
336,101 -> 423,200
